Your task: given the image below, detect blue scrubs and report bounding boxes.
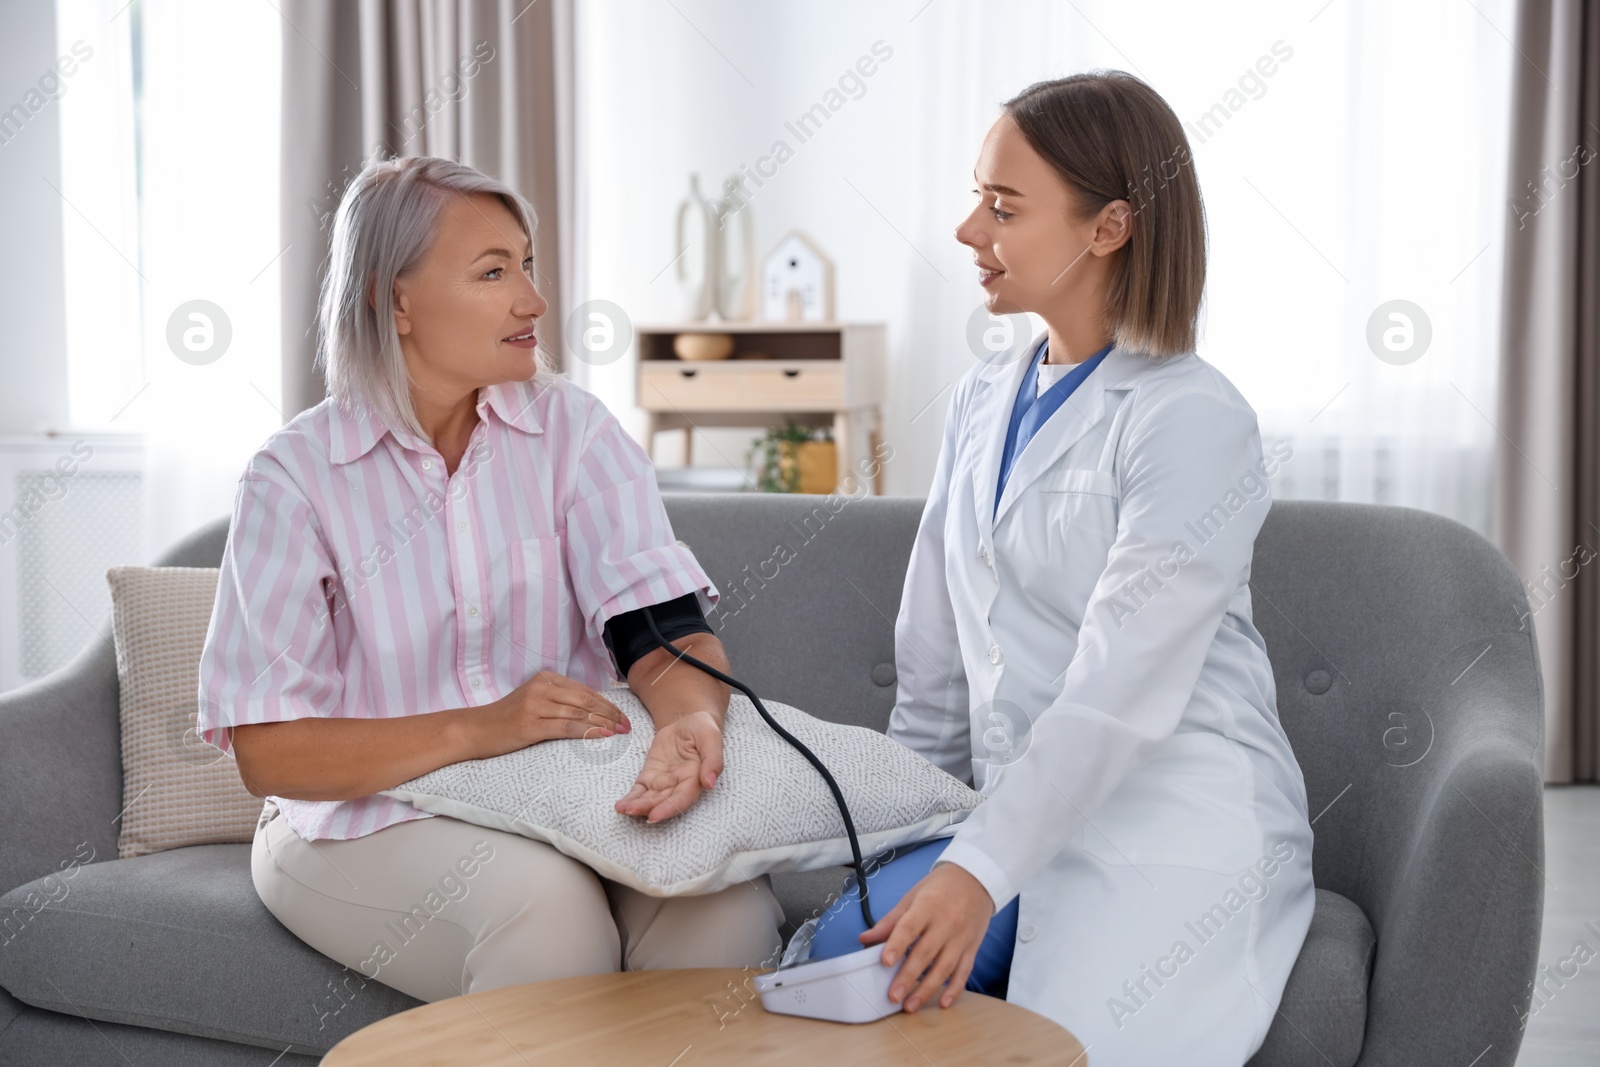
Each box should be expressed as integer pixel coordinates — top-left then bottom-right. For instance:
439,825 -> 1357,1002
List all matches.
806,837 -> 1020,996
995,338 -> 1113,515
806,338 -> 1115,997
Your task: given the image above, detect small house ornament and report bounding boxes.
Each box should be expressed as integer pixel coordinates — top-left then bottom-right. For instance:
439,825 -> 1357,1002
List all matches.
760,230 -> 834,322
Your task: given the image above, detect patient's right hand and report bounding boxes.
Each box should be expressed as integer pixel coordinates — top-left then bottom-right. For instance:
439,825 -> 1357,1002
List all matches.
473,670 -> 632,758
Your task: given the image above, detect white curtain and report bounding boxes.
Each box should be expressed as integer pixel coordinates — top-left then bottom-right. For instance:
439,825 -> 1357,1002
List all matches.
578,0 -> 1514,534
883,0 -> 1515,533
136,0 -> 284,560
56,0 -> 284,560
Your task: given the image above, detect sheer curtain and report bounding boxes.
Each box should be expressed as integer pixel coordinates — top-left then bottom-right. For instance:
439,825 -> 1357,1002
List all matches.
885,0 -> 1513,534
56,0 -> 283,560
135,0 -> 283,560
576,0 -> 1514,533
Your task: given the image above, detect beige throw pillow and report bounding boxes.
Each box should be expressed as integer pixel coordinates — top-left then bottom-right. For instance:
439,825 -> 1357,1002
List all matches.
108,566 -> 263,858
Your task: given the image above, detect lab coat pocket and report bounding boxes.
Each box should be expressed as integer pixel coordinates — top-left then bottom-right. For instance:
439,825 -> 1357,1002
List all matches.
506,534 -> 573,675
1011,467 -> 1120,610
1079,731 -> 1263,876
1040,468 -> 1119,540
1043,467 -> 1118,496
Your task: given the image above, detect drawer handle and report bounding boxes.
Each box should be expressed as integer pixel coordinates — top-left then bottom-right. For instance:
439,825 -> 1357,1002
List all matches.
782,369 -> 800,378
679,369 -> 698,378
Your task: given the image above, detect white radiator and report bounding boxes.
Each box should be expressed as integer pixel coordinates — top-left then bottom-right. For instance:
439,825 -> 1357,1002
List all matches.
0,434 -> 145,693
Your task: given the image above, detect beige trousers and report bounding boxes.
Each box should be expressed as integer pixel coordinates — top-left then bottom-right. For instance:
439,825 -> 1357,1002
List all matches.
251,799 -> 786,1004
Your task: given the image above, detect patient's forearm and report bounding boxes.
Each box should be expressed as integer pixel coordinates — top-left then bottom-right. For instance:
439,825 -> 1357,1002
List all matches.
626,633 -> 732,730
230,708 -> 478,802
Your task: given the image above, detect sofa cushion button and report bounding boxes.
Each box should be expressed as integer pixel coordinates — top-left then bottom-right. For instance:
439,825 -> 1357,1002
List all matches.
871,663 -> 897,687
1305,669 -> 1332,695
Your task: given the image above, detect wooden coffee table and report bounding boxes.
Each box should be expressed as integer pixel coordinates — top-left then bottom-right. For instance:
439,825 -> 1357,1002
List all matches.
321,967 -> 1086,1065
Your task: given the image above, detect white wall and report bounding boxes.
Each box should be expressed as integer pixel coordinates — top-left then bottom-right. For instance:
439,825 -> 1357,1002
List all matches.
577,0 -> 945,494
0,0 -> 70,434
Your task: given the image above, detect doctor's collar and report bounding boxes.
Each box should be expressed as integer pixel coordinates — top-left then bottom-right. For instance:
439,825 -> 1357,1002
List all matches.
975,335 -> 1173,393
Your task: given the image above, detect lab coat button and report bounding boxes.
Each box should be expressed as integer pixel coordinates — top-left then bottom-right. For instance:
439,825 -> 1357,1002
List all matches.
988,644 -> 1003,665
979,545 -> 990,564
1019,924 -> 1037,942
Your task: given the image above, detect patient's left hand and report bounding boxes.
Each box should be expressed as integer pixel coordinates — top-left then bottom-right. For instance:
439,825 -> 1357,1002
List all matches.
858,862 -> 995,1012
614,710 -> 723,823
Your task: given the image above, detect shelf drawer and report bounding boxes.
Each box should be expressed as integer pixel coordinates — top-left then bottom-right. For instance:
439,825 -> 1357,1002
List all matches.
638,363 -> 845,411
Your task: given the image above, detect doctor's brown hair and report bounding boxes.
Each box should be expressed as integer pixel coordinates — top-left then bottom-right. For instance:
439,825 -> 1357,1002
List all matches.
1004,71 -> 1205,357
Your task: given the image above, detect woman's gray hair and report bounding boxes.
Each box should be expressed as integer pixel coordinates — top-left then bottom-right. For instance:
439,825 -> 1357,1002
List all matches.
315,156 -> 551,441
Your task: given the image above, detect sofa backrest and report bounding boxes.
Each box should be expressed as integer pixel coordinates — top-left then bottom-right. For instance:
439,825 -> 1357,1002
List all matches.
7,493 -> 1540,916
670,495 -> 1540,928
664,493 -> 924,731
175,491 -> 1544,831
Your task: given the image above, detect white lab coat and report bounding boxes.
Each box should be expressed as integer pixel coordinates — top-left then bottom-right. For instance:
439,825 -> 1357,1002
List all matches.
888,337 -> 1316,1065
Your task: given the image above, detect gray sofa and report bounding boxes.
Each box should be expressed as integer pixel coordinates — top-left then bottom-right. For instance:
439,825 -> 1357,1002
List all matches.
0,495 -> 1544,1065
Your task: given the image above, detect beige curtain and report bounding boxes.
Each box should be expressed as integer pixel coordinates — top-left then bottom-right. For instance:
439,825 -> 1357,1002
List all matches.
278,0 -> 576,419
1494,0 -> 1600,783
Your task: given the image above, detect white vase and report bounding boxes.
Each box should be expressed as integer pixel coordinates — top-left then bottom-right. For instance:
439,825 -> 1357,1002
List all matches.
715,172 -> 755,321
674,173 -> 719,321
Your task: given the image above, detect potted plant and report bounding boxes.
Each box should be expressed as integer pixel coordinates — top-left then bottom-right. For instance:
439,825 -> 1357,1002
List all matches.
747,421 -> 836,493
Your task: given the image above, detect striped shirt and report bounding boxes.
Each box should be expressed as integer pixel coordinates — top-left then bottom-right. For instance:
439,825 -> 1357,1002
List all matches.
196,376 -> 719,842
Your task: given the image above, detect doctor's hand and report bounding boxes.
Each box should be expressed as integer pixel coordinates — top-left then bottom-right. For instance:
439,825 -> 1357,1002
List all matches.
614,710 -> 723,823
858,862 -> 995,1012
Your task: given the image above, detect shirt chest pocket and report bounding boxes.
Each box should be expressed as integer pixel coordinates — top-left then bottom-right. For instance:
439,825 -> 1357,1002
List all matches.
505,534 -> 574,673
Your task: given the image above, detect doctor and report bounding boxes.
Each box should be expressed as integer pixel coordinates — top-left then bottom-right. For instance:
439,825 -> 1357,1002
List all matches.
808,71 -> 1315,1064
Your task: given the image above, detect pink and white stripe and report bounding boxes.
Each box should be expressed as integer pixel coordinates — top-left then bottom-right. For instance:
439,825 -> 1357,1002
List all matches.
197,377 -> 718,842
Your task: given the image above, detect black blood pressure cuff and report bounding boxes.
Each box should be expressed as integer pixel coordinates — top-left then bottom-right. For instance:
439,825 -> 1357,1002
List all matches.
602,592 -> 714,677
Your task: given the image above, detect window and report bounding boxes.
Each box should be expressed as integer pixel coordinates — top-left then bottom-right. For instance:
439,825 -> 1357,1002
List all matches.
56,0 -> 284,555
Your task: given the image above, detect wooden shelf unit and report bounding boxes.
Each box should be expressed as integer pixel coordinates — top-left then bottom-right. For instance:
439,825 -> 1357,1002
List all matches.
635,321 -> 887,494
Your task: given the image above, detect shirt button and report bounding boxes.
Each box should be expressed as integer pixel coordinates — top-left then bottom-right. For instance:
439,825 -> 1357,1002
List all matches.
468,605 -> 479,617
456,519 -> 469,532
989,644 -> 1003,665
421,459 -> 433,471
470,677 -> 481,689
1019,924 -> 1037,942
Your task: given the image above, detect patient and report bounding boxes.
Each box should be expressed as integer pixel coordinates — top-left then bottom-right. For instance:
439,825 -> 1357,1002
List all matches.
196,156 -> 783,1003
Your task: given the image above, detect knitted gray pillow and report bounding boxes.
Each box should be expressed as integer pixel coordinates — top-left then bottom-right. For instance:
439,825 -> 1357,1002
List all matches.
381,688 -> 983,896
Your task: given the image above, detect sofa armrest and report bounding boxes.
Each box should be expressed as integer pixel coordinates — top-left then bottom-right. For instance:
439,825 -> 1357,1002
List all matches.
0,514 -> 232,896
0,633 -> 124,895
1355,633 -> 1544,1067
